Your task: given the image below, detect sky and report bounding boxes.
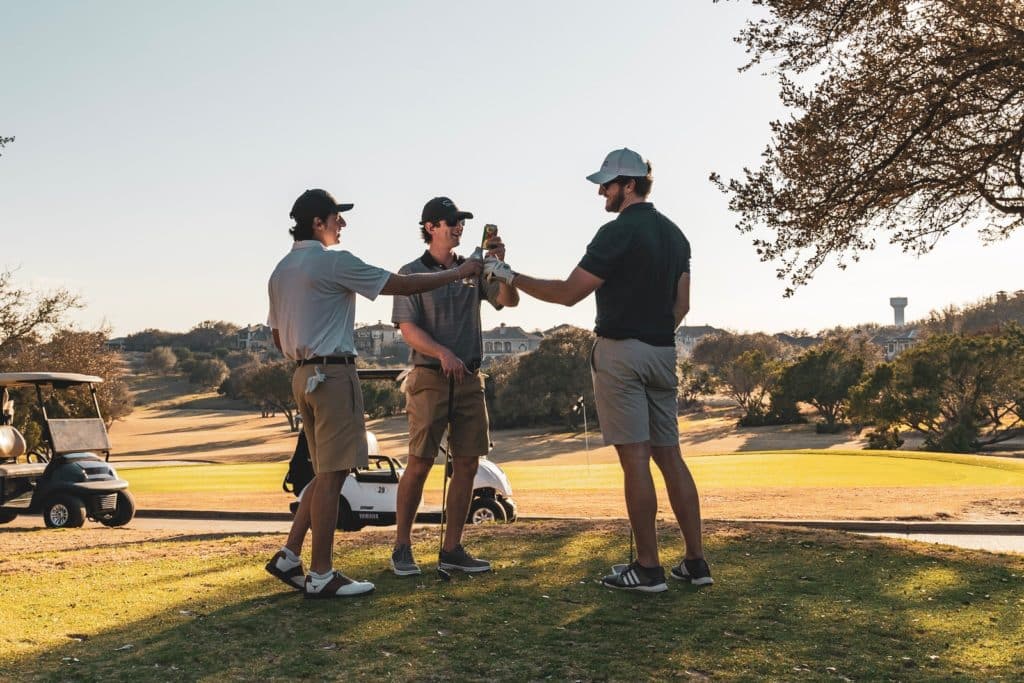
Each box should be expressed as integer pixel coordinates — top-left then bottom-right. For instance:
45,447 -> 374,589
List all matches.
2,1 -> 1021,338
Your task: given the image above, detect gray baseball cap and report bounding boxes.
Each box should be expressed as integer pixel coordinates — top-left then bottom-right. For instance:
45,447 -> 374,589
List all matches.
586,148 -> 649,184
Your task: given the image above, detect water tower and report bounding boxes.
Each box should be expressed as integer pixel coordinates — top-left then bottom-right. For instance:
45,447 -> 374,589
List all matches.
890,297 -> 908,326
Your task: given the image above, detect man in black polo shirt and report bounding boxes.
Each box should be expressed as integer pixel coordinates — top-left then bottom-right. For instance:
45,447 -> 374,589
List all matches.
489,149 -> 712,592
389,196 -> 518,576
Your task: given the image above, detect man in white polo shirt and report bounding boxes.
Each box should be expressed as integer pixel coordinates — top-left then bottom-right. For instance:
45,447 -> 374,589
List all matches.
264,189 -> 482,599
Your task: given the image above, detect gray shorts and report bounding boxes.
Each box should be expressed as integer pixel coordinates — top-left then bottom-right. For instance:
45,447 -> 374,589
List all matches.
590,337 -> 679,447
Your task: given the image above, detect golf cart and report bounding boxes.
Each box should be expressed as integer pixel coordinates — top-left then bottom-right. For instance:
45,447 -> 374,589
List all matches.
283,368 -> 517,531
0,372 -> 135,529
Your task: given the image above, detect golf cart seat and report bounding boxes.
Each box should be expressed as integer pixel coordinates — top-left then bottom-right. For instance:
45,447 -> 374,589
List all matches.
0,425 -> 46,477
0,424 -> 27,460
47,418 -> 111,454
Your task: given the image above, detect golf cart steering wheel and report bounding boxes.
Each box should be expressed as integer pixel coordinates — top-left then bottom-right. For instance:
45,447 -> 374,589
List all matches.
26,450 -> 49,464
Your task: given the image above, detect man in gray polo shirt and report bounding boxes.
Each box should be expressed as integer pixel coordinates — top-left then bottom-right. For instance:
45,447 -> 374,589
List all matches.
389,196 -> 518,576
264,189 -> 482,599
487,149 -> 712,592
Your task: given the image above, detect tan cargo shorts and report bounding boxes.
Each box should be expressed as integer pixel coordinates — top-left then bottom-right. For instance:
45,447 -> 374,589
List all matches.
292,364 -> 368,474
590,337 -> 679,447
405,366 -> 490,460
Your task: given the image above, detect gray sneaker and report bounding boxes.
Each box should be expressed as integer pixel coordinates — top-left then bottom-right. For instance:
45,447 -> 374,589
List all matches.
438,544 -> 491,573
390,544 -> 422,576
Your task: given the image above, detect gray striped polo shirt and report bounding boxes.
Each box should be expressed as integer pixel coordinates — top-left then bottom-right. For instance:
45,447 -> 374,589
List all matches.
391,251 -> 503,368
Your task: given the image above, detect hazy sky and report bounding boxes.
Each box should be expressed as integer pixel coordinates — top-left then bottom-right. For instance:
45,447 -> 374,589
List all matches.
2,1 -> 1021,338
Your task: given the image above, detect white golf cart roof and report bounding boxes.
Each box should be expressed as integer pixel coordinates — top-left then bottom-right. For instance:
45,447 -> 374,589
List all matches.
0,372 -> 104,388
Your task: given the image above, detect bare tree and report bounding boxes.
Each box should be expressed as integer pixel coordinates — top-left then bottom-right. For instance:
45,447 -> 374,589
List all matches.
713,0 -> 1024,294
0,268 -> 83,359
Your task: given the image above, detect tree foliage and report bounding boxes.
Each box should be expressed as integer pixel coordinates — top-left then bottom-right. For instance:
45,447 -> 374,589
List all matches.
145,346 -> 177,374
488,327 -> 597,429
232,360 -> 299,431
188,358 -> 230,389
0,268 -> 83,358
4,330 -> 134,451
776,334 -> 880,427
850,326 -> 1024,452
714,0 -> 1024,294
691,332 -> 791,423
0,135 -> 12,156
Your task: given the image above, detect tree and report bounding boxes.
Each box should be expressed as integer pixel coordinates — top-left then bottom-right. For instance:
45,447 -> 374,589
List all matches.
850,326 -> 1024,452
776,335 -> 878,429
677,359 -> 714,413
0,268 -> 83,357
691,332 -> 791,423
5,330 -> 134,451
237,360 -> 299,431
489,327 -> 597,429
362,380 -> 405,419
0,135 -> 12,156
188,358 -> 230,389
713,1 -> 1024,294
181,321 -> 240,353
145,346 -> 177,374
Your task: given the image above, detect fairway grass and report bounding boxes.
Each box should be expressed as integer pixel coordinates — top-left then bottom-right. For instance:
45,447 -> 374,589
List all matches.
1,521 -> 1022,681
122,449 -> 1024,494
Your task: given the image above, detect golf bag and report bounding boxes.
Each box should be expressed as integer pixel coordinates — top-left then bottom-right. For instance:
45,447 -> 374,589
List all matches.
282,430 -> 314,494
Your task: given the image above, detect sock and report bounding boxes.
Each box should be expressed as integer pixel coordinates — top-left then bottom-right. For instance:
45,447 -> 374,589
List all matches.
280,547 -> 300,565
308,569 -> 334,589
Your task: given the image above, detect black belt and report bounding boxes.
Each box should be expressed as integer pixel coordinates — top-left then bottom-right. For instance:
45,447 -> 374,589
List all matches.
296,356 -> 355,367
415,360 -> 481,373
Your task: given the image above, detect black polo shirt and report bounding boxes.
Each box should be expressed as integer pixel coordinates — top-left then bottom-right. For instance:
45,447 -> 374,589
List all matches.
578,202 -> 690,347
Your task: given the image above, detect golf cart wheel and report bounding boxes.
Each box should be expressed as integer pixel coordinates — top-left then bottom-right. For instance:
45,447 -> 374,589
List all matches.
99,491 -> 136,527
468,498 -> 507,525
43,494 -> 86,528
0,509 -> 18,524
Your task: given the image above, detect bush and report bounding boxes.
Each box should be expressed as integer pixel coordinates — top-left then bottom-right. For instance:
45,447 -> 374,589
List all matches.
866,428 -> 904,450
189,358 -> 229,389
144,346 -> 177,374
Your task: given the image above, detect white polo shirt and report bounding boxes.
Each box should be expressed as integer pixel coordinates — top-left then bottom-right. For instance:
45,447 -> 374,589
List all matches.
267,241 -> 391,361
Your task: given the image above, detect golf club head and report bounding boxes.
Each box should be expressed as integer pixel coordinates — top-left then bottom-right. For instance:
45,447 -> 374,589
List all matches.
436,566 -> 451,582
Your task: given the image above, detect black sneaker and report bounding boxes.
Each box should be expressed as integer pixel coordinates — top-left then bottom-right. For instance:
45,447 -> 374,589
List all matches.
438,544 -> 491,573
600,560 -> 667,593
390,544 -> 422,576
670,558 -> 714,586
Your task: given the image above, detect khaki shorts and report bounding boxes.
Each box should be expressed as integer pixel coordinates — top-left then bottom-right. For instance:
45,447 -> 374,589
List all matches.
405,366 -> 490,460
292,364 -> 368,474
590,337 -> 679,447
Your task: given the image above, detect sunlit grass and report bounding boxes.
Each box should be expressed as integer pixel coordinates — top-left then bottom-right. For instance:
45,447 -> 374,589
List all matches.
2,522 -> 1022,681
121,449 -> 1024,496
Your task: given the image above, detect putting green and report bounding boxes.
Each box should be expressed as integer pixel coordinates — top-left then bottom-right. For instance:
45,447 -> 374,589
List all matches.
120,450 -> 1024,495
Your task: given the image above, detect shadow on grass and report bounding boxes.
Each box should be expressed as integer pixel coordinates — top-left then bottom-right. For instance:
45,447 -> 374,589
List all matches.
2,522 -> 1023,681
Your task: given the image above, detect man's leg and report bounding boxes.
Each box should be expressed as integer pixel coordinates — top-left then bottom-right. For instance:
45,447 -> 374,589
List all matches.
615,442 -> 660,568
309,469 -> 345,574
442,457 -> 479,552
285,480 -> 314,556
651,444 -> 704,559
395,456 -> 434,547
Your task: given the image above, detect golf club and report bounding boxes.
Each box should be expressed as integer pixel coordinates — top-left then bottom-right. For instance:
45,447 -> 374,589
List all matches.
436,375 -> 455,582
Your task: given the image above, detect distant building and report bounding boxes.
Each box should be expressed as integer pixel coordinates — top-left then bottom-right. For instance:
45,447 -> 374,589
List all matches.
355,321 -> 400,357
237,324 -> 273,352
675,325 -> 720,357
482,323 -> 543,365
872,327 -> 921,360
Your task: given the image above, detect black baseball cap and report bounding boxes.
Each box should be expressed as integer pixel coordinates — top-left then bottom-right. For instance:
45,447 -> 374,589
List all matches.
420,196 -> 473,225
290,189 -> 354,224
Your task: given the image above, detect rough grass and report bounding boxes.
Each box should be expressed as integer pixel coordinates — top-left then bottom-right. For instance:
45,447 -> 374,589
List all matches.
1,521 -> 1022,681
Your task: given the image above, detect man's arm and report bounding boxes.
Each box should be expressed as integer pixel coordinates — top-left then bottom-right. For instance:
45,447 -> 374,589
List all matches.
512,266 -> 604,307
496,281 -> 519,307
673,272 -> 691,328
398,322 -> 469,382
380,260 -> 481,296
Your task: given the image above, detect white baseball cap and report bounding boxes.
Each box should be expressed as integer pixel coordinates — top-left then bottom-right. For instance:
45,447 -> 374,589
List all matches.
586,148 -> 649,184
